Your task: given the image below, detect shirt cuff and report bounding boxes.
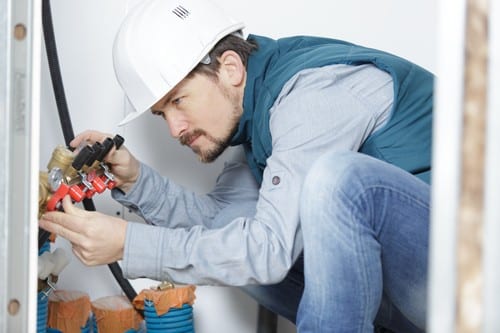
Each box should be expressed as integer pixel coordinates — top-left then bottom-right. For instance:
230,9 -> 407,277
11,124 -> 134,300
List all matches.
111,162 -> 158,214
121,221 -> 167,280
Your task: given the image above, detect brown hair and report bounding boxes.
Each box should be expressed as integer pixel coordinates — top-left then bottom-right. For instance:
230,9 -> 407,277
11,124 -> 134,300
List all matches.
188,33 -> 258,81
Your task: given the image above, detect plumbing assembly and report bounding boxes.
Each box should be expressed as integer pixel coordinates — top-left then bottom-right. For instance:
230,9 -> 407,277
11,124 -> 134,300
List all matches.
38,135 -> 123,217
37,139 -> 198,333
37,135 -> 123,301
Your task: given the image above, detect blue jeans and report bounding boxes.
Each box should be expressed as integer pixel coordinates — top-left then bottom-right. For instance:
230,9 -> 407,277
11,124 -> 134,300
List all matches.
242,151 -> 429,333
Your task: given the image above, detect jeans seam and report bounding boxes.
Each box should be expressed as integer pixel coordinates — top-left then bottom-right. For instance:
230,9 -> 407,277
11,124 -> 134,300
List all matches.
338,191 -> 380,333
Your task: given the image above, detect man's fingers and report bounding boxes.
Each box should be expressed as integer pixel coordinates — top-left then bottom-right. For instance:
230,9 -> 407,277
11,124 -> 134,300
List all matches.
105,145 -> 128,164
70,130 -> 113,149
60,195 -> 86,217
40,201 -> 88,235
39,213 -> 84,245
70,130 -> 128,166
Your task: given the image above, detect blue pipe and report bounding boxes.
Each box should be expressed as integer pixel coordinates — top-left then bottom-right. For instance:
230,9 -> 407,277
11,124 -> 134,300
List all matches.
143,301 -> 195,333
38,241 -> 93,333
37,241 -> 51,333
37,292 -> 49,333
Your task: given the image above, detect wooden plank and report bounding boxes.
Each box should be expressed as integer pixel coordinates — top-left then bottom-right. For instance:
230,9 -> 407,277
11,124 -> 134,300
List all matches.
457,0 -> 489,331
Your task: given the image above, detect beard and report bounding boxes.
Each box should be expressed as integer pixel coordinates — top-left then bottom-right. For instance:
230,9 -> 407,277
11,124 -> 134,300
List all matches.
179,124 -> 238,163
179,81 -> 242,163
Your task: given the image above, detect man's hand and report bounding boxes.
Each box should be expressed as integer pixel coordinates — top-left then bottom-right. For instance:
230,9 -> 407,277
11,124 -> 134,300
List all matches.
71,130 -> 140,193
39,196 -> 127,266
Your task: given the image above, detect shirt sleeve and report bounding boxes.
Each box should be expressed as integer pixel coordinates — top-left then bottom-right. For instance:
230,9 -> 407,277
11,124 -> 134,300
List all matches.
115,64 -> 393,286
112,160 -> 259,229
116,160 -> 291,285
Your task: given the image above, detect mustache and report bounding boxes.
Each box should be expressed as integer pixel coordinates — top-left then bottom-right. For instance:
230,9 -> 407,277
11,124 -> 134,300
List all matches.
179,129 -> 207,146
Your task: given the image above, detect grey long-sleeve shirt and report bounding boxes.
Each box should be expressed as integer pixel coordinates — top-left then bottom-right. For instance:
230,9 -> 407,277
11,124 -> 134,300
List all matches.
113,64 -> 393,285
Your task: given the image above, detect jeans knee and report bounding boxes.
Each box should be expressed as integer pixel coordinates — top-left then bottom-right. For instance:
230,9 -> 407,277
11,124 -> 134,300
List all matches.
299,151 -> 379,233
301,151 -> 369,203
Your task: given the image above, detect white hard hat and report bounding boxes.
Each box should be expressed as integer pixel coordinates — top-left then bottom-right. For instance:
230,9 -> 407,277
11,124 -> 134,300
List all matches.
113,0 -> 245,126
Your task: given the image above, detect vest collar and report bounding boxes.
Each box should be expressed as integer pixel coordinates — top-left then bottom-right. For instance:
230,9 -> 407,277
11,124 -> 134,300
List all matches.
230,35 -> 278,146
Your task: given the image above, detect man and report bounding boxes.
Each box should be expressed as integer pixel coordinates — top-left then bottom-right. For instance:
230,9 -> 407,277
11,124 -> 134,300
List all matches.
39,0 -> 433,332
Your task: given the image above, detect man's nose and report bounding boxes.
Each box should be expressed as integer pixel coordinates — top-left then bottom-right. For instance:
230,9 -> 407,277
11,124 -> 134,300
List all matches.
165,112 -> 188,138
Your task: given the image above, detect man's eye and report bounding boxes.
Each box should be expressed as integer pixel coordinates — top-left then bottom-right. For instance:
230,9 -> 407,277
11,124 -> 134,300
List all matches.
152,111 -> 165,119
172,97 -> 182,105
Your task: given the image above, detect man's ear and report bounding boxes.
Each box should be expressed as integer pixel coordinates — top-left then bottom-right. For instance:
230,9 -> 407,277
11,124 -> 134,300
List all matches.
218,50 -> 245,87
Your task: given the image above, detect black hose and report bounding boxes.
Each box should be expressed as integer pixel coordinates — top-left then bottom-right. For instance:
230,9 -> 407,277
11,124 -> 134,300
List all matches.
41,0 -> 74,144
38,0 -> 63,252
41,0 -> 142,314
108,260 -> 140,303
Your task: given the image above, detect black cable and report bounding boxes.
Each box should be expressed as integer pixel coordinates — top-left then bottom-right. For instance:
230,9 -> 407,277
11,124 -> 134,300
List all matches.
38,0 -> 62,249
41,0 -> 142,315
107,258 -> 140,304
41,0 -> 75,145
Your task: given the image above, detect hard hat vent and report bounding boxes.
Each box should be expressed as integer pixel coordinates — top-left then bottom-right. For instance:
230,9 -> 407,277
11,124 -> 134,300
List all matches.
172,5 -> 190,19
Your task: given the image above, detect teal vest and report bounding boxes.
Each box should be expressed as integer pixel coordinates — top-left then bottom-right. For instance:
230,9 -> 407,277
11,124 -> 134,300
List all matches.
230,34 -> 434,184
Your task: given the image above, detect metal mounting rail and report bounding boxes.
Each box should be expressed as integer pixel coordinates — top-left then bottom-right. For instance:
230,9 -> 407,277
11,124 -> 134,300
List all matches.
0,0 -> 41,332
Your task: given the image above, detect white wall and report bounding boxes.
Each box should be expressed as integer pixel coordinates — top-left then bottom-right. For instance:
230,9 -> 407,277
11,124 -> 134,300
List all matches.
39,1 -> 436,332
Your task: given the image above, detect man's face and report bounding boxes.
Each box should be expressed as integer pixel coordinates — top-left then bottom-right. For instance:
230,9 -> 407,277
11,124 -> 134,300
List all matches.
151,73 -> 243,163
